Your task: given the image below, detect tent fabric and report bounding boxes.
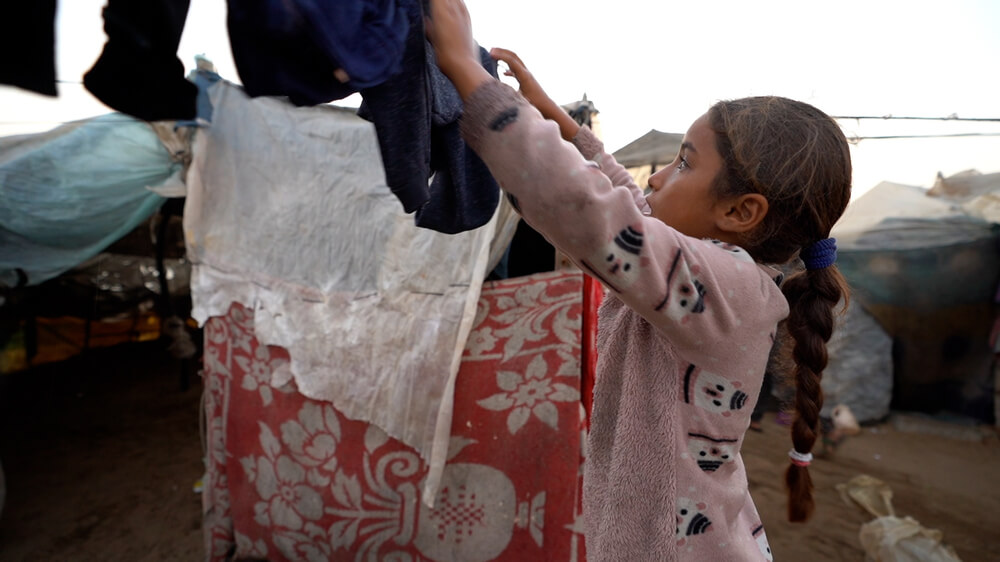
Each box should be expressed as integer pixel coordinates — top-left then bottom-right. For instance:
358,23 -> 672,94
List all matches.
609,129 -> 683,169
829,172 -> 1000,422
833,180 -> 1000,307
929,169 -> 1000,201
928,169 -> 1000,223
832,181 -> 971,246
202,273 -> 587,561
184,80 -> 502,505
0,114 -> 177,287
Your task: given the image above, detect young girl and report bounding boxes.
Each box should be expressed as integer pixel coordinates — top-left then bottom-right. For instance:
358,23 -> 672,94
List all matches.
427,1 -> 851,559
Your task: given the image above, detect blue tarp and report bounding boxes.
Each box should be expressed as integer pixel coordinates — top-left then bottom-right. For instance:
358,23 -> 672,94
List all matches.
0,114 -> 177,287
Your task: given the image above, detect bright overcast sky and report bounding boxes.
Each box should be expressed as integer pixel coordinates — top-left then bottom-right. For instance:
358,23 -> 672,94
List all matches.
1,0 -> 998,199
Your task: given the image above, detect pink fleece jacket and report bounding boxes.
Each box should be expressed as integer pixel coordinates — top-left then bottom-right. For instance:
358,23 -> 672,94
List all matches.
460,81 -> 789,561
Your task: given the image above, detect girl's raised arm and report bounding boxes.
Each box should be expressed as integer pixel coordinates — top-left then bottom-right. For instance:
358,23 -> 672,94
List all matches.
489,47 -> 581,143
489,47 -> 649,213
425,0 -> 492,99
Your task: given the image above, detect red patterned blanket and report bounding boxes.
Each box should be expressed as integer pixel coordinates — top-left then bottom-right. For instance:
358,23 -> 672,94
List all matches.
202,271 -> 592,561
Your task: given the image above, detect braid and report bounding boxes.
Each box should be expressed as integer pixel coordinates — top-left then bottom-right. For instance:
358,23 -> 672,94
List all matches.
780,265 -> 848,521
707,95 -> 853,522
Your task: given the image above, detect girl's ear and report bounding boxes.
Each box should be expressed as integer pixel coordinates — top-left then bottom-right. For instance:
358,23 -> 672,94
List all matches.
716,193 -> 769,234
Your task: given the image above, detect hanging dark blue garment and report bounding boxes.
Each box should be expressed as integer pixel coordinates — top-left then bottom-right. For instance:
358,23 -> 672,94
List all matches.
227,0 -> 414,105
418,46 -> 501,233
355,4 -> 431,215
358,4 -> 500,235
84,0 -> 197,121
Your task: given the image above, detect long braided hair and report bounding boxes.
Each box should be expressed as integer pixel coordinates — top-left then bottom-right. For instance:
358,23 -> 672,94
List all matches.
707,96 -> 852,522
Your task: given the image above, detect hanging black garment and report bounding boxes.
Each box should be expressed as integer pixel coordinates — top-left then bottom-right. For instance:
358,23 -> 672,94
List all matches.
83,0 -> 197,121
0,0 -> 58,96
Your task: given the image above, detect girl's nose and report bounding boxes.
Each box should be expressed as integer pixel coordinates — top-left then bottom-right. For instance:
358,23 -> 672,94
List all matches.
647,167 -> 666,191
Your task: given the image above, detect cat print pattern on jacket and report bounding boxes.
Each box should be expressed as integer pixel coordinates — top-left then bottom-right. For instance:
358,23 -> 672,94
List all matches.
708,239 -> 755,262
654,249 -> 707,323
686,432 -> 739,473
580,224 -> 646,293
683,364 -> 749,416
752,523 -> 774,561
675,497 -> 713,546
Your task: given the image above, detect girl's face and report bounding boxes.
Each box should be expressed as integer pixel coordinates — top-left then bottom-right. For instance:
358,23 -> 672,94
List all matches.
646,113 -> 728,240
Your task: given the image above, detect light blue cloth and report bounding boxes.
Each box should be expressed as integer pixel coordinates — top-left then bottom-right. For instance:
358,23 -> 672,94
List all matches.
0,114 -> 176,286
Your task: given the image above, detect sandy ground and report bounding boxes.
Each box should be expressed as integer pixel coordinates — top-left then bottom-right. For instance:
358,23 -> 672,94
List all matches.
1,340 -> 998,561
0,342 -> 204,561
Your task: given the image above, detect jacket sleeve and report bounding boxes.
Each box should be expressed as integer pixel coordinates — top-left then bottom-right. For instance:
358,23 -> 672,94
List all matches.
570,126 -> 651,215
460,81 -> 786,363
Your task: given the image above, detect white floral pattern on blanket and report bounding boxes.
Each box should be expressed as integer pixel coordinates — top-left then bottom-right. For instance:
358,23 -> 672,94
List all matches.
202,271 -> 591,561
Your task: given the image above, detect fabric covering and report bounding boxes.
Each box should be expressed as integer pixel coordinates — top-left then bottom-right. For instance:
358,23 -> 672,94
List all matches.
0,114 -> 175,287
184,80 -> 500,504
202,272 -> 588,561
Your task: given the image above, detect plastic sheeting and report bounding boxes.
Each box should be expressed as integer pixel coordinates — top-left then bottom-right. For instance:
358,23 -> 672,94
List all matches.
837,475 -> 963,562
184,81 -> 506,506
0,114 -> 178,287
823,298 -> 894,423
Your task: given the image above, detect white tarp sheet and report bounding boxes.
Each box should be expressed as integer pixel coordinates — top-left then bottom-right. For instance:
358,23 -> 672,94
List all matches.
184,81 -> 501,504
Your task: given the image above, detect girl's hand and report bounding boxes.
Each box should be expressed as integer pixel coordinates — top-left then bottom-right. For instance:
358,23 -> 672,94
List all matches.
491,47 -> 581,142
490,48 -> 553,111
426,0 -> 493,99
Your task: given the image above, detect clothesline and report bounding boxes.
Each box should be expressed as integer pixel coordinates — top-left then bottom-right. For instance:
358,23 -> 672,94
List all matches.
848,132 -> 1000,142
41,80 -> 1000,124
7,123 -> 999,142
832,115 -> 1000,122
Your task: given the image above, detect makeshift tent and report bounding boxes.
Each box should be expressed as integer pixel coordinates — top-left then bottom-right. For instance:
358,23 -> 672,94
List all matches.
611,129 -> 683,190
611,129 -> 684,169
830,171 -> 1000,424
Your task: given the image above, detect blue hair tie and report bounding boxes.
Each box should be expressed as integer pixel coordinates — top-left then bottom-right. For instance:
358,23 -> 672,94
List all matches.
800,238 -> 837,270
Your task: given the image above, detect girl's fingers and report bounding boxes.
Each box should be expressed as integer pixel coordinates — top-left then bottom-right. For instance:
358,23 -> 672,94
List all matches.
489,47 -> 511,60
490,48 -> 525,70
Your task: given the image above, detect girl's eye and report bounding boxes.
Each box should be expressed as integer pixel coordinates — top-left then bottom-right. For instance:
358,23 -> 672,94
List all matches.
677,156 -> 689,171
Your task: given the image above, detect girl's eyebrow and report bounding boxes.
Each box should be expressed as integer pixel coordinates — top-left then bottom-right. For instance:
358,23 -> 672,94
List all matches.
681,141 -> 697,153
